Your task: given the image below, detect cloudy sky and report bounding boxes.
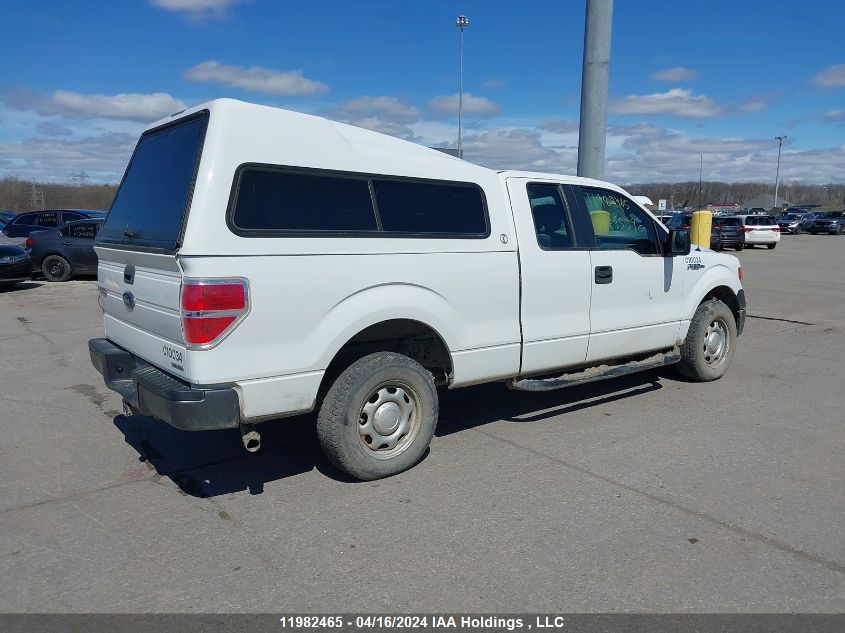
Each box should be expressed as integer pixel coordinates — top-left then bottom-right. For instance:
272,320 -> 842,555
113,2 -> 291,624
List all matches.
1,0 -> 843,184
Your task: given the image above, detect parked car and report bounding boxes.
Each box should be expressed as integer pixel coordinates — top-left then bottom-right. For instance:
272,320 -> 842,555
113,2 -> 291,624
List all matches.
88,99 -> 746,480
798,213 -> 817,231
1,209 -> 105,239
27,218 -> 104,281
732,214 -> 781,249
712,217 -> 745,250
807,211 -> 845,235
777,212 -> 808,234
0,244 -> 32,287
664,213 -> 743,250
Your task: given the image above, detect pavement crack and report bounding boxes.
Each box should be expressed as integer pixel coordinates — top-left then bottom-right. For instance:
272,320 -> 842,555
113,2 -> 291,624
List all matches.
748,314 -> 814,326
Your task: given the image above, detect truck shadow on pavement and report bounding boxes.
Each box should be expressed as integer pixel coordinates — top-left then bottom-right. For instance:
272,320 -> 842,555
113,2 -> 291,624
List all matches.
114,371 -> 663,498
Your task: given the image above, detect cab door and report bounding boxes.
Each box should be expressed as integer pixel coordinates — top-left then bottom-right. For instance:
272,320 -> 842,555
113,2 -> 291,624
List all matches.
572,186 -> 685,363
506,178 -> 592,375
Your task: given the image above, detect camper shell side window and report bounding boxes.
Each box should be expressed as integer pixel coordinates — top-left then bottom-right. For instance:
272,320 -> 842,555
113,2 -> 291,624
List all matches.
226,164 -> 490,239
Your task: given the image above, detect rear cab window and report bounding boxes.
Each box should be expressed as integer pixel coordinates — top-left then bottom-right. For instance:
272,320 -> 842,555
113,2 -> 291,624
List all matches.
98,111 -> 208,251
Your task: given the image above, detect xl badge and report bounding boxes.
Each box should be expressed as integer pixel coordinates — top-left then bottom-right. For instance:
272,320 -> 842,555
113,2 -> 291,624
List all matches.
122,291 -> 136,311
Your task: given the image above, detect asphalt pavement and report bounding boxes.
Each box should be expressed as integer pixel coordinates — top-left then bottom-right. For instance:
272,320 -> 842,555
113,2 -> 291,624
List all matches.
0,234 -> 843,612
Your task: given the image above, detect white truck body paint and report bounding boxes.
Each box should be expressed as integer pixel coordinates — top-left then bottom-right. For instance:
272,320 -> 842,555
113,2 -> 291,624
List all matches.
94,99 -> 743,423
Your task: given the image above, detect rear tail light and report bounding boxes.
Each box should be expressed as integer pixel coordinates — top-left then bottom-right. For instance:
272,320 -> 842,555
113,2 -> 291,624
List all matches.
180,278 -> 249,348
738,267 -> 742,282
680,224 -> 690,229
25,237 -> 34,248
771,227 -> 780,232
743,227 -> 753,232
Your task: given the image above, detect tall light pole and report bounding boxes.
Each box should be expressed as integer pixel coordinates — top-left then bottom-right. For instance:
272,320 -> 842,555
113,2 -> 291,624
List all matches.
456,15 -> 469,159
577,0 -> 614,179
774,135 -> 787,211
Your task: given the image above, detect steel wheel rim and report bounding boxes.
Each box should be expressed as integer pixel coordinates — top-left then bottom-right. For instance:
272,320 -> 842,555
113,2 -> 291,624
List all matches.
703,318 -> 730,367
358,382 -> 419,459
48,260 -> 65,278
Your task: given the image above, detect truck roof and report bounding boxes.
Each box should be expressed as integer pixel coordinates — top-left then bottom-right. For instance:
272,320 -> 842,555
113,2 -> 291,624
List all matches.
145,99 -> 627,195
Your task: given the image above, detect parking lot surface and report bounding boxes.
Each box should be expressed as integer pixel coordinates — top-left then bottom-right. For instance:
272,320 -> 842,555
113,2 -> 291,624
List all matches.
1,235 -> 843,612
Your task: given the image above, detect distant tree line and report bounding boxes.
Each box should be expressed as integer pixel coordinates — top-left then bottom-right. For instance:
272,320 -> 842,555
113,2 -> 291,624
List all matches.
627,181 -> 845,210
1,176 -> 842,216
0,177 -> 117,213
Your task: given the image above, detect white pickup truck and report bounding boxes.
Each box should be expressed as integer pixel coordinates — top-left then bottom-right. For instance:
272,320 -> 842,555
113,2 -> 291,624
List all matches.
89,99 -> 746,480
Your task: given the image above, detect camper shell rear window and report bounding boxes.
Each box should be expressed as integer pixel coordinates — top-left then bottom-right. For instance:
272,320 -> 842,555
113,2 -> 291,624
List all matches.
228,165 -> 489,238
98,111 -> 208,251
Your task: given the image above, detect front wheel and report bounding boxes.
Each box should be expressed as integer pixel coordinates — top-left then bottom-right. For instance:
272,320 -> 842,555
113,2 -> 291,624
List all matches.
734,243 -> 744,251
42,255 -> 72,282
677,299 -> 737,382
317,352 -> 438,480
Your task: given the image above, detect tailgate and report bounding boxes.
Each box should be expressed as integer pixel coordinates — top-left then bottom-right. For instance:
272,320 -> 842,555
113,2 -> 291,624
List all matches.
97,247 -> 188,377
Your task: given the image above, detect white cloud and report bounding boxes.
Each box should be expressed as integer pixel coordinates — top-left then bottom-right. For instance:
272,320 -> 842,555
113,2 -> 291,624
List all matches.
539,119 -> 579,134
462,128 -> 574,172
0,133 -> 136,182
650,67 -> 698,81
483,79 -> 507,90
331,96 -> 420,124
738,98 -> 768,112
610,88 -> 722,118
4,89 -> 186,122
184,60 -> 328,95
35,121 -> 73,137
427,93 -> 500,117
812,64 -> 845,88
328,96 -> 421,140
150,0 -> 248,17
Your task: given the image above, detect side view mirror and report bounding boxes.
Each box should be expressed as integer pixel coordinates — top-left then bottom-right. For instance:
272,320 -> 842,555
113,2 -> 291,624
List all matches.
666,229 -> 691,256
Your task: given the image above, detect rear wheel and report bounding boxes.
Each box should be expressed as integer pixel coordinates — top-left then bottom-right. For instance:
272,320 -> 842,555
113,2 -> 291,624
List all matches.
677,299 -> 737,382
767,243 -> 777,250
317,352 -> 438,480
734,243 -> 744,251
42,255 -> 72,282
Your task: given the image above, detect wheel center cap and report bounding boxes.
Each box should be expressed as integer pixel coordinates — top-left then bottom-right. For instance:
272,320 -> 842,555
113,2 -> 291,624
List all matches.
706,331 -> 722,354
373,402 -> 401,435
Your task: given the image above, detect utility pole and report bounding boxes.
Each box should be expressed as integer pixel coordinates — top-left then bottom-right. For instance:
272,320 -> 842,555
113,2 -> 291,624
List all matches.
577,0 -> 613,179
698,154 -> 703,209
456,15 -> 469,159
774,135 -> 787,211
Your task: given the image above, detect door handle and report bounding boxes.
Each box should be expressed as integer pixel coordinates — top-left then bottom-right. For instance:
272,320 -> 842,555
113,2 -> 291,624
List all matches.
595,265 -> 613,284
62,242 -> 72,246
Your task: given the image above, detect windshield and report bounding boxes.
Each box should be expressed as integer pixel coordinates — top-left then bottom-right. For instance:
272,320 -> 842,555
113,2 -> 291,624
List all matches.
719,217 -> 741,226
98,112 -> 208,250
782,214 -> 801,220
819,212 -> 844,219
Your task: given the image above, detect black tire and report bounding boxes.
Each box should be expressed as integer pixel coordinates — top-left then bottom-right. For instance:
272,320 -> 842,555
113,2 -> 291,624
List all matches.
735,243 -> 744,251
677,299 -> 737,382
317,352 -> 438,480
42,255 -> 72,282
794,227 -> 802,235
767,243 -> 777,250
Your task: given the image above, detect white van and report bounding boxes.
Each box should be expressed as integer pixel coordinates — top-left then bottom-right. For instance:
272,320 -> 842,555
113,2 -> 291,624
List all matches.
90,99 -> 746,480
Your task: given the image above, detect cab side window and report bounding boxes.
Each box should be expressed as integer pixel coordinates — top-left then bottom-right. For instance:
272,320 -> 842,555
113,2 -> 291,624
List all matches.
526,183 -> 574,250
578,187 -> 660,255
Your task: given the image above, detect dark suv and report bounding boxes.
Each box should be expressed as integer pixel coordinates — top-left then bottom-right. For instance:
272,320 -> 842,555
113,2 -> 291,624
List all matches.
807,211 -> 845,235
1,209 -> 105,239
666,213 -> 744,251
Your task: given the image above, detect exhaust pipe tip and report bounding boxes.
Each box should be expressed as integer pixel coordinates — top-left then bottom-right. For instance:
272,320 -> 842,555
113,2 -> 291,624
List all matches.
241,427 -> 261,453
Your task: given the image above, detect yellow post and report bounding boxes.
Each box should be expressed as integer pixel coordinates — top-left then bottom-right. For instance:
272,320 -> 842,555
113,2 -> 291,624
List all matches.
590,210 -> 610,236
690,210 -> 712,248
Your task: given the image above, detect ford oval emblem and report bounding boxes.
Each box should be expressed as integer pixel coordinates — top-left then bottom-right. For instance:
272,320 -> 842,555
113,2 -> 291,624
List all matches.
122,291 -> 135,311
